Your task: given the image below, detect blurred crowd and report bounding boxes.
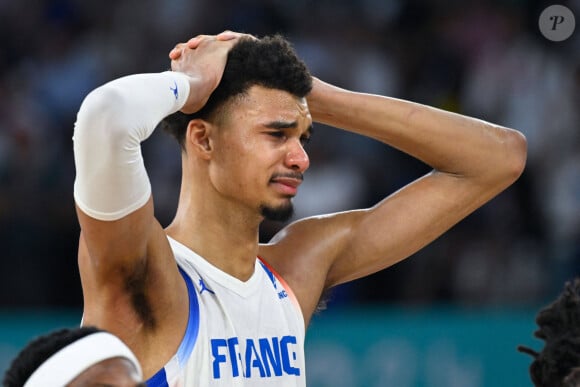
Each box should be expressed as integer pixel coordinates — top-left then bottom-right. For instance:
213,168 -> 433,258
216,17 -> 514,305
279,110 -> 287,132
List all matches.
0,0 -> 578,308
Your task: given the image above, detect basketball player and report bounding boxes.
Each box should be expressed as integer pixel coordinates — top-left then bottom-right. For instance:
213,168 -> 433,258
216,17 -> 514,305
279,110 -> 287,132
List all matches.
72,31 -> 527,385
3,326 -> 143,387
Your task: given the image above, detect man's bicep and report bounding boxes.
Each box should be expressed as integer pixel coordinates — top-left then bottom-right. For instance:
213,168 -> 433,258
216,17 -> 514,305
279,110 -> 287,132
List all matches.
76,195 -> 158,275
325,171 -> 498,287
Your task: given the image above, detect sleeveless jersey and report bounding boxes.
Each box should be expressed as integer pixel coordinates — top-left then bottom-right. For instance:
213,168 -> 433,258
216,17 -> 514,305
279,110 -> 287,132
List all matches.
146,236 -> 306,387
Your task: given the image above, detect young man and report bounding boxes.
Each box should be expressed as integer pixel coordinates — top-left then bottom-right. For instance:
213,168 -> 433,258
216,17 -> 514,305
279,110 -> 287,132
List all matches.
72,31 -> 527,386
3,326 -> 143,387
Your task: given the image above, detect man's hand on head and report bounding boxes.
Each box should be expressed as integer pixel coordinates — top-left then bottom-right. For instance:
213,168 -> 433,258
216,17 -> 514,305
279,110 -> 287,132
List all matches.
167,31 -> 256,114
168,30 -> 257,60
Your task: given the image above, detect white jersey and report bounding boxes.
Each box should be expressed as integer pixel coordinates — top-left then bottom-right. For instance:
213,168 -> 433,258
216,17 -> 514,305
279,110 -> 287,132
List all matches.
146,237 -> 306,387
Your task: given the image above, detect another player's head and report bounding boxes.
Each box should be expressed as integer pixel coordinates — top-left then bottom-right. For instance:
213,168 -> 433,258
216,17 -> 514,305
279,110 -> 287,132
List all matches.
564,367 -> 580,387
518,278 -> 580,387
3,326 -> 144,387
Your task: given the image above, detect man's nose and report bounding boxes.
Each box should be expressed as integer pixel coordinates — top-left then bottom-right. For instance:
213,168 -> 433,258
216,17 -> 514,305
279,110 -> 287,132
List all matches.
285,139 -> 310,172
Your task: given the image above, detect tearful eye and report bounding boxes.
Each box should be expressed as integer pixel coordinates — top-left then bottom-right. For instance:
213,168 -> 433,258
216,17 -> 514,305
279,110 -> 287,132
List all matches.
268,131 -> 286,140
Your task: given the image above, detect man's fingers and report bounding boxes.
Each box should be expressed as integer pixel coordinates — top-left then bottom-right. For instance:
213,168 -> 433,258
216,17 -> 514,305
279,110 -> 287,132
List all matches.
216,31 -> 238,41
186,35 -> 208,49
169,48 -> 182,60
171,31 -> 256,59
169,43 -> 186,60
217,30 -> 257,41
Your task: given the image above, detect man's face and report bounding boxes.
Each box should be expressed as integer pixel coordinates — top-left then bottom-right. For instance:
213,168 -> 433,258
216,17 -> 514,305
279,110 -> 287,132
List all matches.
67,357 -> 144,387
209,85 -> 312,221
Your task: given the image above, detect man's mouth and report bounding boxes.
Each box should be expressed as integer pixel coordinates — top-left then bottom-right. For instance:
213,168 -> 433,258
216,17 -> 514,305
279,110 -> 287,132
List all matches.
270,174 -> 303,195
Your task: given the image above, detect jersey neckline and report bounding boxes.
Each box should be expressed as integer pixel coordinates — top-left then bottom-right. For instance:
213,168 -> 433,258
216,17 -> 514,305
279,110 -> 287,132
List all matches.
167,235 -> 264,298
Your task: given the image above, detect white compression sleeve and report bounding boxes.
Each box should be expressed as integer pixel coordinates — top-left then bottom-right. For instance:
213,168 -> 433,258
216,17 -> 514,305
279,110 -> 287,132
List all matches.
73,71 -> 190,221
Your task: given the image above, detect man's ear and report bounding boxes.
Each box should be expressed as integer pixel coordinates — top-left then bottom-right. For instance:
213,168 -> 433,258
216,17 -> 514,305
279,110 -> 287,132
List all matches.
185,119 -> 213,159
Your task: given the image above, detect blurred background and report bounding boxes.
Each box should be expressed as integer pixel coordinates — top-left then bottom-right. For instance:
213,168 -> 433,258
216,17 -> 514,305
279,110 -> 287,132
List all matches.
0,0 -> 578,385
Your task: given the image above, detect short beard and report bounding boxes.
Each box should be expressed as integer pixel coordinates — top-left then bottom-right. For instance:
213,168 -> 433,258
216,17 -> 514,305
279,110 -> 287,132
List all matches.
260,201 -> 294,222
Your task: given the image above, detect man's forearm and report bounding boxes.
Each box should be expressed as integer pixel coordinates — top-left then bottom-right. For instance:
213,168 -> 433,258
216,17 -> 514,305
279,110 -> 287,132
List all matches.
307,77 -> 526,183
73,71 -> 190,221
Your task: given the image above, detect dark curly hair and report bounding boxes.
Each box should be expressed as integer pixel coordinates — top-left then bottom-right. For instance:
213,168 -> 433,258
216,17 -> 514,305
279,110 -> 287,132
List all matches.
564,367 -> 580,387
518,278 -> 580,387
162,34 -> 313,149
2,326 -> 102,387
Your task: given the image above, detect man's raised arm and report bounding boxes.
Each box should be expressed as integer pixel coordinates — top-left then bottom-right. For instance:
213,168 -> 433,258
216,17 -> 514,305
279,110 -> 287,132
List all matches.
266,77 -> 526,318
73,34 -> 242,273
313,76 -> 526,283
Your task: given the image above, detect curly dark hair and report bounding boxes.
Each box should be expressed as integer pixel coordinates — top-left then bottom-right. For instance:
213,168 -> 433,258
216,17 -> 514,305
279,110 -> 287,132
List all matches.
162,34 -> 313,149
2,326 -> 102,387
518,278 -> 580,387
564,367 -> 580,387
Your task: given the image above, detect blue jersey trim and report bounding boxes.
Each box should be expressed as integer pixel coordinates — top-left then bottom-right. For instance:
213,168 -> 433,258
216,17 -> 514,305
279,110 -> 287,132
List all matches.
177,266 -> 200,367
259,260 -> 277,289
147,368 -> 169,387
146,267 -> 200,386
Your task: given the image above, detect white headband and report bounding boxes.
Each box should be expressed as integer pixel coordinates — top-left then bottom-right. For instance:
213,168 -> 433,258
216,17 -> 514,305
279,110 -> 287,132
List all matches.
24,332 -> 142,387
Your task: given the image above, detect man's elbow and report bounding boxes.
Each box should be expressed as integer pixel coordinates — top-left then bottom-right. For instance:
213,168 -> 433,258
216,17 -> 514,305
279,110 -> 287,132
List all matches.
73,85 -> 129,146
500,128 -> 528,185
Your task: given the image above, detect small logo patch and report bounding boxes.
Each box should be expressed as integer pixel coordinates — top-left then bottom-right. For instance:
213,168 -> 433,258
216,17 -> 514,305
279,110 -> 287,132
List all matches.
199,278 -> 215,295
170,80 -> 179,99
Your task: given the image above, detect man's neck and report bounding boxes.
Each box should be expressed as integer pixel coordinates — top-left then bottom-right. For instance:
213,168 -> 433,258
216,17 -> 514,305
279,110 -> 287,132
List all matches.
166,200 -> 262,282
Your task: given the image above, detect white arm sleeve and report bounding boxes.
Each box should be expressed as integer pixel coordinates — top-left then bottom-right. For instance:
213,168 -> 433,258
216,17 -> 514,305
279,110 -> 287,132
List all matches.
73,71 -> 190,221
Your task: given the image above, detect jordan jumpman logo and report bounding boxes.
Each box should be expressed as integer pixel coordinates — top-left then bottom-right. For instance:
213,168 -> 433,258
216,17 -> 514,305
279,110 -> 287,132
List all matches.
199,278 -> 215,295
